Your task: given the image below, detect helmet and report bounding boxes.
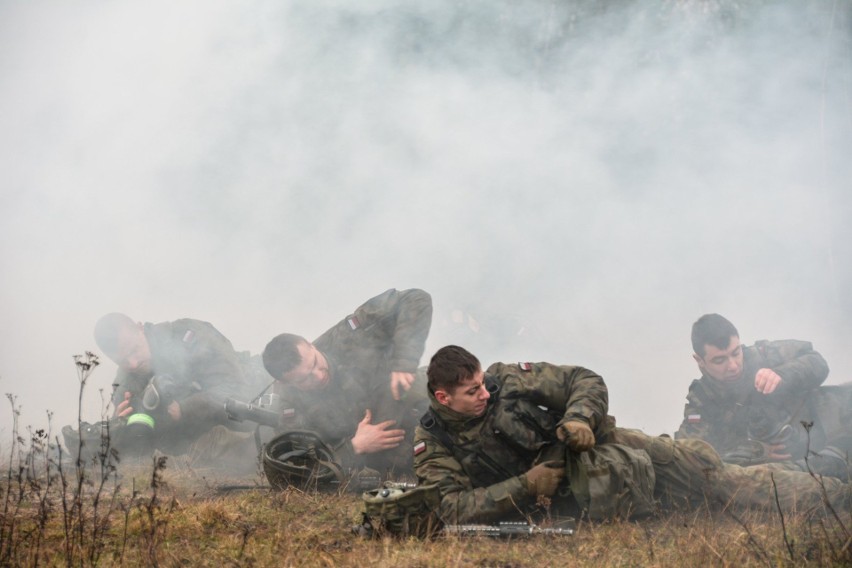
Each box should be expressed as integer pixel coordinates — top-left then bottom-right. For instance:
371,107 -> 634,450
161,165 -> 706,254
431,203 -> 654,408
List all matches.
360,483 -> 443,538
262,431 -> 344,491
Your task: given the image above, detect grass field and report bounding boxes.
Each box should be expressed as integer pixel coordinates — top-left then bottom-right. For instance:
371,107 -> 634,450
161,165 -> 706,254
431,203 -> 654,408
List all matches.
3,448 -> 852,568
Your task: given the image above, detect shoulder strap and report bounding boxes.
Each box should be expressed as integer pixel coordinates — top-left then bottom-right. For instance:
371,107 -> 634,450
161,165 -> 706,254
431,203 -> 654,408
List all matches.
419,375 -> 503,454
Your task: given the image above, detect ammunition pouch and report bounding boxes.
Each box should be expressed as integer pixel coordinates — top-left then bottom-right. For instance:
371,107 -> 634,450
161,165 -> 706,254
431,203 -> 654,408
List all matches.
359,483 -> 443,538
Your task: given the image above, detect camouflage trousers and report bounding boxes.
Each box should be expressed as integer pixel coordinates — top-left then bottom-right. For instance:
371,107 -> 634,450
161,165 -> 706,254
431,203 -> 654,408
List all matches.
607,428 -> 852,515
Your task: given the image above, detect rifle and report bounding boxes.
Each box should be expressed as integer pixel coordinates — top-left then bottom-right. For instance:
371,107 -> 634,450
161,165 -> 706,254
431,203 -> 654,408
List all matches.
443,521 -> 575,538
224,397 -> 286,429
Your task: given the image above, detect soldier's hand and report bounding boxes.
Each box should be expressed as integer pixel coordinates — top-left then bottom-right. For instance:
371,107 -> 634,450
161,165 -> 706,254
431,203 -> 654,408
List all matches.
167,400 -> 181,421
116,392 -> 134,418
761,441 -> 792,461
523,461 -> 565,497
390,371 -> 415,401
557,420 -> 595,451
754,368 -> 782,394
351,409 -> 406,455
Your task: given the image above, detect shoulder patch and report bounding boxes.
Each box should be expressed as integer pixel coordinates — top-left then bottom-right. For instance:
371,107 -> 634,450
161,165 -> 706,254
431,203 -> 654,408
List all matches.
518,362 -> 533,371
687,414 -> 701,423
182,330 -> 195,343
413,441 -> 426,456
281,408 -> 296,421
347,316 -> 361,330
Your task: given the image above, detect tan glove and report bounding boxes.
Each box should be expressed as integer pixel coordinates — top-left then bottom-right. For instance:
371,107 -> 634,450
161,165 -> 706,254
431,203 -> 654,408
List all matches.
557,420 -> 595,451
523,460 -> 565,497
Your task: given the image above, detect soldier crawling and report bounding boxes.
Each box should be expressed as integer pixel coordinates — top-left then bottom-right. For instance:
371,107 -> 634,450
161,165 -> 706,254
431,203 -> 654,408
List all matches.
676,313 -> 851,479
414,345 -> 852,525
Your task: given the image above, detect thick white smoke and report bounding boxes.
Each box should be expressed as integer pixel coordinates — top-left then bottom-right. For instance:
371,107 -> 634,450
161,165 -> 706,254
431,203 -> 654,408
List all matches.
1,1 -> 850,442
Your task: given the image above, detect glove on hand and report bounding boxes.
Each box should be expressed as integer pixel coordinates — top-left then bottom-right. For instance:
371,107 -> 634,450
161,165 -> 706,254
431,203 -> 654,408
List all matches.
523,460 -> 565,497
557,420 -> 595,451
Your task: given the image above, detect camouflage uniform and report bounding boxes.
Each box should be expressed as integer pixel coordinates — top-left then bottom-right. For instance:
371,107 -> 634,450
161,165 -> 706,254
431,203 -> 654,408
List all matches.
414,361 -> 852,525
675,339 -> 845,470
111,318 -> 265,455
273,288 -> 433,475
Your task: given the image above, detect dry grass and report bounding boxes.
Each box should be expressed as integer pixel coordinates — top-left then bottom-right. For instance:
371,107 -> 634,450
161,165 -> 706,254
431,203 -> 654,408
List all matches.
2,455 -> 852,567
3,357 -> 850,567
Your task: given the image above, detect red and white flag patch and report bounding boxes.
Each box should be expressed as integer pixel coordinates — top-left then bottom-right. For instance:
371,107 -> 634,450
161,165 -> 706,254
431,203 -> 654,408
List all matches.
687,414 -> 701,423
182,330 -> 195,343
413,441 -> 426,456
519,362 -> 533,371
347,316 -> 361,330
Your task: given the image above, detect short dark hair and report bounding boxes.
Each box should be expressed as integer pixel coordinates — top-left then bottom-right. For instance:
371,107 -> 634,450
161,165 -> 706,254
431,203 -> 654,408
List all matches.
427,345 -> 481,393
93,313 -> 136,357
691,314 -> 739,357
263,333 -> 309,380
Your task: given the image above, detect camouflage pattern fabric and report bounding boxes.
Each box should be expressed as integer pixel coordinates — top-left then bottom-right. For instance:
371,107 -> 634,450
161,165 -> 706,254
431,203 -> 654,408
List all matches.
414,362 -> 626,524
609,427 -> 852,514
272,288 -> 433,475
361,483 -> 443,538
415,360 -> 852,525
110,318 -> 263,455
675,339 -> 852,475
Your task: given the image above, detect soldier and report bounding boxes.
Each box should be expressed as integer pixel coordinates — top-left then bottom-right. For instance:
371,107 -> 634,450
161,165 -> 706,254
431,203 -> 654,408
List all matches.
675,313 -> 850,478
262,288 -> 432,476
414,345 -> 852,525
91,313 -> 268,459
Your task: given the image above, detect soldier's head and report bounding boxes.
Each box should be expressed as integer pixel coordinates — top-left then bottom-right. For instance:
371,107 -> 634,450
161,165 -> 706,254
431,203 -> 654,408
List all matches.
691,314 -> 743,383
94,313 -> 152,374
263,333 -> 331,391
427,345 -> 490,417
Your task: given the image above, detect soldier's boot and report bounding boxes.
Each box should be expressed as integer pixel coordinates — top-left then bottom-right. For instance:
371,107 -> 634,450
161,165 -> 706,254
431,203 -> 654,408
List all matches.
797,446 -> 850,482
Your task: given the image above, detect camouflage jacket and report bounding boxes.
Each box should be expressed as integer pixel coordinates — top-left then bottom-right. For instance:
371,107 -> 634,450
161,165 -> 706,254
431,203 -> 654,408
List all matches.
273,288 -> 433,471
413,361 -> 610,525
111,319 -> 255,448
675,339 -> 829,460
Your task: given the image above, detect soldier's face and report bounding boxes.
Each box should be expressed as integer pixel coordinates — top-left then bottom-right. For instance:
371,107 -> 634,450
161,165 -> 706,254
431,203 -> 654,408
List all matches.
694,336 -> 744,383
436,370 -> 490,417
112,325 -> 152,374
282,341 -> 331,391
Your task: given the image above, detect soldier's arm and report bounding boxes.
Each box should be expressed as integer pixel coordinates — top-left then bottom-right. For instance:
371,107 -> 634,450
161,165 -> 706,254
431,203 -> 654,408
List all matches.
488,362 -> 609,434
674,381 -> 717,442
172,320 -> 248,423
110,369 -> 151,417
353,288 -> 433,373
760,340 -> 829,396
413,429 -> 531,525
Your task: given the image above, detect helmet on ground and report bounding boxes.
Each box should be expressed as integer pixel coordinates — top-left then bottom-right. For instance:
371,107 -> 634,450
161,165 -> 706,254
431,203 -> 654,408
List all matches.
262,430 -> 344,491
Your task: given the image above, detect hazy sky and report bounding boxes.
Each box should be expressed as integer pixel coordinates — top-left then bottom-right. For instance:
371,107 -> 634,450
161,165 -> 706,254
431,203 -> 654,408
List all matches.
1,0 -> 851,443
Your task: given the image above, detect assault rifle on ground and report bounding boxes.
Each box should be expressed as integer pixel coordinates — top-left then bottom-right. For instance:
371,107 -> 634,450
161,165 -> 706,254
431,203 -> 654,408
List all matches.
443,521 -> 575,537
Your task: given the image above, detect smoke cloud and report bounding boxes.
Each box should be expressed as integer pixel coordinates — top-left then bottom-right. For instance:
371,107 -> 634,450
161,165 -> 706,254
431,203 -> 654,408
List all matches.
1,0 -> 850,441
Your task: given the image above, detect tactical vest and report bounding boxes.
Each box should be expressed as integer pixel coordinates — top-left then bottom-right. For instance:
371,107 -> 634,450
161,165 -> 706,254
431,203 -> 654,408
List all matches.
421,375 -> 656,520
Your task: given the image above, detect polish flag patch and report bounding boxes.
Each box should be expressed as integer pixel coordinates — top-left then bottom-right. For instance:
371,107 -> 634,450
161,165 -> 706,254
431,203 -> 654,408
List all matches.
413,441 -> 426,455
347,316 -> 361,330
519,362 -> 533,371
182,330 -> 195,343
687,414 -> 701,423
